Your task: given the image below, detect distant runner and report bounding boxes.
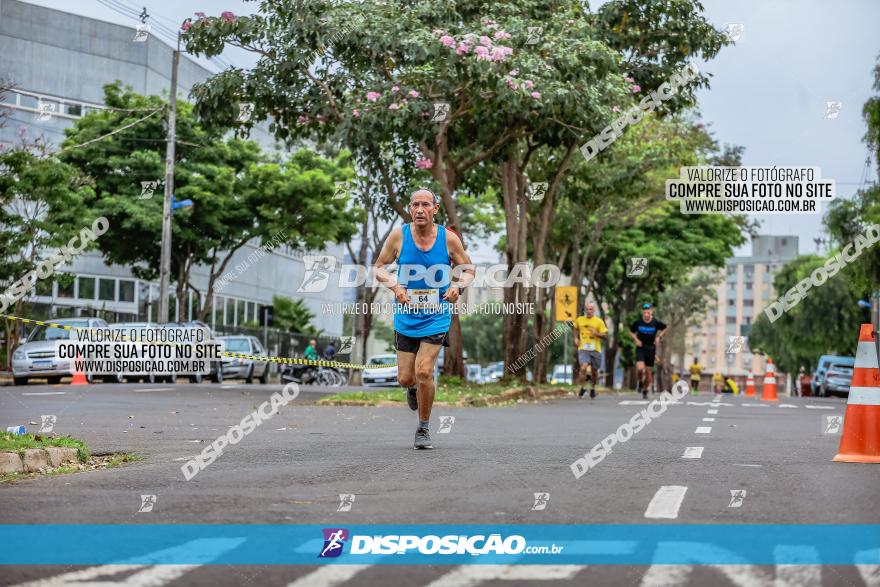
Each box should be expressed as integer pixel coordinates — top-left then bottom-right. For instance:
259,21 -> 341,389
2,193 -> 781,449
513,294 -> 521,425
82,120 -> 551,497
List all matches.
574,301 -> 607,399
373,189 -> 474,449
689,357 -> 704,395
628,303 -> 667,399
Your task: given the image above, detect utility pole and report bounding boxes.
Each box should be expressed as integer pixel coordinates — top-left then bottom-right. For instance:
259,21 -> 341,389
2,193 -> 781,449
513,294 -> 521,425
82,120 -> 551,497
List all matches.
158,36 -> 180,324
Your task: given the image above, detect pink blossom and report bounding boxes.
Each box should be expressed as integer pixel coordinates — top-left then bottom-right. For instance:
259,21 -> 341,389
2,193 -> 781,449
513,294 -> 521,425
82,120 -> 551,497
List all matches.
523,80 -> 534,89
506,78 -> 519,90
181,19 -> 192,31
195,11 -> 206,18
439,35 -> 455,48
297,115 -> 308,124
624,76 -> 635,83
18,126 -> 27,138
612,105 -> 621,113
432,28 -> 445,37
388,103 -> 399,110
409,90 -> 420,98
630,84 -> 641,93
493,30 -> 511,41
530,92 -> 541,99
391,85 -> 400,93
509,68 -> 519,76
366,91 -> 381,102
463,33 -> 477,45
352,109 -> 360,118
479,35 -> 492,47
401,99 -> 408,104
455,43 -> 470,55
474,46 -> 490,60
416,157 -> 433,169
481,17 -> 495,26
220,11 -> 236,23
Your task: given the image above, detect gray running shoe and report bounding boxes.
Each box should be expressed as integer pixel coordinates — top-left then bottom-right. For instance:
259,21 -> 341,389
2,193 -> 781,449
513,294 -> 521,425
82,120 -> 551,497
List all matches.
414,427 -> 433,449
406,386 -> 418,411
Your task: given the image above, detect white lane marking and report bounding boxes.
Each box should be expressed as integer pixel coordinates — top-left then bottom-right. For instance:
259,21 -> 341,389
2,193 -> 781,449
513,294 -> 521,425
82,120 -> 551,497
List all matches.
685,401 -> 734,406
619,400 -> 650,405
741,403 -> 770,407
707,409 -> 718,414
702,417 -> 715,422
775,545 -> 822,587
221,385 -> 237,389
855,547 -> 880,586
682,447 -> 703,459
425,565 -> 585,587
134,388 -> 173,392
21,391 -> 66,396
12,538 -> 245,587
695,426 -> 712,434
732,463 -> 762,467
805,405 -> 836,410
644,486 -> 688,519
287,565 -> 373,587
778,403 -> 798,408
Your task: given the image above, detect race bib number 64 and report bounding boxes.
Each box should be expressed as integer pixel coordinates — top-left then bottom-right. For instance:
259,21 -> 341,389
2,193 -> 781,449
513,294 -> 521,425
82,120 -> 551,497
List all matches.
408,288 -> 440,309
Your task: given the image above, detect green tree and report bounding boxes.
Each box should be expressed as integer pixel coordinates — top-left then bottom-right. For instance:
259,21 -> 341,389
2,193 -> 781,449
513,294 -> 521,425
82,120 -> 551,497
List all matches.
272,295 -> 323,335
59,83 -> 358,321
181,0 -> 727,377
0,139 -> 94,366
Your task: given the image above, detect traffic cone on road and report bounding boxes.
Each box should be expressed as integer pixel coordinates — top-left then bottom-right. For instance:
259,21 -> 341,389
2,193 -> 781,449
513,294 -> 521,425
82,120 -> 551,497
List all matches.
834,324 -> 880,463
70,353 -> 88,386
761,359 -> 777,401
745,373 -> 756,397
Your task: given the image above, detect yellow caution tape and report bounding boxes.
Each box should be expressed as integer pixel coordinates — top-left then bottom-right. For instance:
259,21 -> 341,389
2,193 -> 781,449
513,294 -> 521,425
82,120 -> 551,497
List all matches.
0,314 -> 393,370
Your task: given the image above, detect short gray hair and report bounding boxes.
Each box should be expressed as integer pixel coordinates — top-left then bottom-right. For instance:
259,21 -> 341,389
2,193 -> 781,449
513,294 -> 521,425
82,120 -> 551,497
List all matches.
410,188 -> 439,204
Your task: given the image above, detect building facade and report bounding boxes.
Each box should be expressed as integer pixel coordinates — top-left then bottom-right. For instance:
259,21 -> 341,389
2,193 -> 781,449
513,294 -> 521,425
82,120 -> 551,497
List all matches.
686,235 -> 799,378
0,0 -> 345,335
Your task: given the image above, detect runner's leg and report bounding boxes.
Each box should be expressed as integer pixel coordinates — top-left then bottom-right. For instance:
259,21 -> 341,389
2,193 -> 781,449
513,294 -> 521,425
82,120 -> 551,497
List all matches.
414,342 -> 442,423
397,349 -> 416,389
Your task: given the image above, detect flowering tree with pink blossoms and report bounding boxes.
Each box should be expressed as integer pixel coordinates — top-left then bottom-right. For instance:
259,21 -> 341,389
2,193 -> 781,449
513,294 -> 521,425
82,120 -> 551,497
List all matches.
182,0 -> 727,378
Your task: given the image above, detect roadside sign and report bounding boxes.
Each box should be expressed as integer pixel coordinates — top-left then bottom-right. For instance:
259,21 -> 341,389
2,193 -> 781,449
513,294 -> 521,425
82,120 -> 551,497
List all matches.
555,286 -> 578,322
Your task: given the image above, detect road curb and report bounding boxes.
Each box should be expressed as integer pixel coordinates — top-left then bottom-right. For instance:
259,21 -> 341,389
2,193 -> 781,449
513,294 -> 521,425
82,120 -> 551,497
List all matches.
0,447 -> 77,473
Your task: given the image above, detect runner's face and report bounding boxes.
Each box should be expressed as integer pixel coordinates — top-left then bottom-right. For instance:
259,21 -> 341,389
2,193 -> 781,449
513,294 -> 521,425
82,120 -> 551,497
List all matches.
585,304 -> 594,317
409,192 -> 439,226
642,309 -> 652,322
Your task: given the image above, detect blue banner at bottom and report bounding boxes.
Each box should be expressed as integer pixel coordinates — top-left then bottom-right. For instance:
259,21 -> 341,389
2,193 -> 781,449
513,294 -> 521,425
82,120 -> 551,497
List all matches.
1,525 -> 878,565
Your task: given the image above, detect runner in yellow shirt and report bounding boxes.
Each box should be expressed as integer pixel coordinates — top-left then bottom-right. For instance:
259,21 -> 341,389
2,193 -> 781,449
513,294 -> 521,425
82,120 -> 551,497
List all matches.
689,357 -> 704,396
574,301 -> 608,399
712,371 -> 723,394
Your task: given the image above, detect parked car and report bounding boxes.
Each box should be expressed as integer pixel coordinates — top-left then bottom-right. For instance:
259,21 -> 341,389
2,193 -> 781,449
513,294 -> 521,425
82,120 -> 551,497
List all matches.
820,359 -> 855,397
466,364 -> 482,383
362,354 -> 398,386
550,364 -> 573,385
107,322 -> 160,383
11,317 -> 109,385
481,361 -> 504,384
171,322 -> 225,384
812,355 -> 853,395
216,335 -> 269,383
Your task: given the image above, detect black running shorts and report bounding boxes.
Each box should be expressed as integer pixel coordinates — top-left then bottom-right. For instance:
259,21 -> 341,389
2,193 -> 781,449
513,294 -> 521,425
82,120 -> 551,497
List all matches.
395,330 -> 450,353
635,345 -> 657,367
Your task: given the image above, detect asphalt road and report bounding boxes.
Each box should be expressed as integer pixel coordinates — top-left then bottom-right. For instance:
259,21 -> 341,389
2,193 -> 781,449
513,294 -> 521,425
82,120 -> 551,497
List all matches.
1,381 -> 878,586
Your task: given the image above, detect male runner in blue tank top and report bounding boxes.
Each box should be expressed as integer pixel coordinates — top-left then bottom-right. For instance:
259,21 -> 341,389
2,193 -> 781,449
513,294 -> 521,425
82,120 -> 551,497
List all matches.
373,189 -> 474,449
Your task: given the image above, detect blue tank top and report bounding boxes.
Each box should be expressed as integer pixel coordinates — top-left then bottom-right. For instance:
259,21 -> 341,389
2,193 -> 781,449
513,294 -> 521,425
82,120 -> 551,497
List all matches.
394,223 -> 452,337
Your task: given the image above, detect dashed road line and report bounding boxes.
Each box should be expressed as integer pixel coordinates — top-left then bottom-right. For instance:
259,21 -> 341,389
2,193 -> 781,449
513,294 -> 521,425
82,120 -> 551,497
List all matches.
707,409 -> 718,414
702,418 -> 715,422
682,447 -> 704,459
21,391 -> 66,396
644,486 -> 688,519
695,426 -> 712,434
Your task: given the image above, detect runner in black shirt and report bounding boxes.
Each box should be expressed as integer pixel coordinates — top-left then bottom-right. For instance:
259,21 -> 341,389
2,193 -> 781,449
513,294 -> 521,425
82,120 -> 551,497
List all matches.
628,303 -> 668,399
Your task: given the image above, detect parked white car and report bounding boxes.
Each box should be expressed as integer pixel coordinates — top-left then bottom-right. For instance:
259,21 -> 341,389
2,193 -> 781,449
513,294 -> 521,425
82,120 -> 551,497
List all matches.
362,354 -> 398,386
216,335 -> 269,383
11,317 -> 109,385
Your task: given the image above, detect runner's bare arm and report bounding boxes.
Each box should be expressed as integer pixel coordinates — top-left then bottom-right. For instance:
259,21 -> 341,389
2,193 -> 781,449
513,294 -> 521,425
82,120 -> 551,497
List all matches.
628,330 -> 642,347
372,227 -> 409,304
443,229 -> 475,302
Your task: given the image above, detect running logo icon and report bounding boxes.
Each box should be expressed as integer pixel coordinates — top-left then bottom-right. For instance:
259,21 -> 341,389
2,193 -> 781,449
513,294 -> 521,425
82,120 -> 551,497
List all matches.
337,336 -> 354,356
823,414 -> 843,435
438,416 -> 455,434
525,26 -> 542,45
724,23 -> 744,42
319,528 -> 349,558
139,179 -> 163,200
39,415 -> 56,433
298,255 -> 337,293
531,492 -> 550,511
337,494 -> 355,512
726,336 -> 747,354
627,257 -> 648,277
432,102 -> 450,122
237,102 -> 254,123
132,23 -> 151,42
36,101 -> 55,121
728,489 -> 746,508
527,182 -> 548,201
138,494 -> 157,513
824,101 -> 843,120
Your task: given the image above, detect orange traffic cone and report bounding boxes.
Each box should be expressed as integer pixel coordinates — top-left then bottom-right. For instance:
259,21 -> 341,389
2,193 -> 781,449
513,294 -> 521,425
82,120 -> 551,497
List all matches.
745,373 -> 756,397
70,353 -> 88,385
761,358 -> 777,401
834,324 -> 880,463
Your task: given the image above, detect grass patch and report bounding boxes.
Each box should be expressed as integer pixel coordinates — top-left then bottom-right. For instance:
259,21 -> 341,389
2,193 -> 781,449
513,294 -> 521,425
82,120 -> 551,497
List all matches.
0,433 -> 89,462
320,381 -> 575,407
0,452 -> 139,484
106,453 -> 140,468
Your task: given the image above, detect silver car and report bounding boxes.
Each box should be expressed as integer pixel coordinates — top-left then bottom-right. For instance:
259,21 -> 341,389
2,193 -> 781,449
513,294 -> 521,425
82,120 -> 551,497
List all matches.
216,335 -> 269,383
362,354 -> 398,386
11,317 -> 109,385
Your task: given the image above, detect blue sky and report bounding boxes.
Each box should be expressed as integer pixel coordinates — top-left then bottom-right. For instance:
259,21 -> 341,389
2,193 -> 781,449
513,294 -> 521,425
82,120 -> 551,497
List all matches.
26,0 -> 880,260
